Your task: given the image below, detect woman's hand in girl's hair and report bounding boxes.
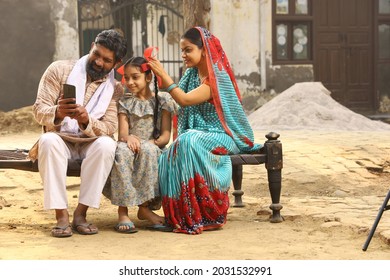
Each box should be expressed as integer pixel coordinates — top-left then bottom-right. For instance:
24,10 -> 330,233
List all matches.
147,57 -> 174,88
127,134 -> 141,154
147,57 -> 164,76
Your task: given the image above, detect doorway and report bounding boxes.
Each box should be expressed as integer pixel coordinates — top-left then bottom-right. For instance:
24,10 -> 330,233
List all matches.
314,0 -> 374,112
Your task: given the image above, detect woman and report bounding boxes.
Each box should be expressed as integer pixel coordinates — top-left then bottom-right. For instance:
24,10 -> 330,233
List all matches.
148,26 -> 261,234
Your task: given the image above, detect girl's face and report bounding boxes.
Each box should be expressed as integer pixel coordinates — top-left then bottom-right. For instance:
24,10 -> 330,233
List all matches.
123,65 -> 151,95
180,38 -> 204,68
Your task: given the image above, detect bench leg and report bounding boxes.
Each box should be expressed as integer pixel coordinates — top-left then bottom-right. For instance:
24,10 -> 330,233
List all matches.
232,164 -> 244,207
265,132 -> 283,223
267,169 -> 283,222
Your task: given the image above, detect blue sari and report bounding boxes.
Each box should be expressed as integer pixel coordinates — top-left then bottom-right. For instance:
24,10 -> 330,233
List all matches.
159,27 -> 261,234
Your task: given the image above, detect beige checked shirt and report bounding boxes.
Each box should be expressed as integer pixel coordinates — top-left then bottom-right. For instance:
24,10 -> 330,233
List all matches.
28,59 -> 123,160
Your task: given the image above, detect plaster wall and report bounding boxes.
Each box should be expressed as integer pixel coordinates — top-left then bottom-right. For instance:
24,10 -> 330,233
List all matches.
50,0 -> 79,61
0,0 -> 78,112
210,0 -> 263,113
210,0 -> 314,113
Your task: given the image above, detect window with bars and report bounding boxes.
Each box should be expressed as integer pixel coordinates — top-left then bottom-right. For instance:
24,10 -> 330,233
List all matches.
272,0 -> 312,64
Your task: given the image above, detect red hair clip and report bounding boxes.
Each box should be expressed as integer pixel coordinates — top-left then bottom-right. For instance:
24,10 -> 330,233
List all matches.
143,46 -> 162,87
140,63 -> 150,72
144,46 -> 159,60
116,64 -> 125,84
117,46 -> 161,86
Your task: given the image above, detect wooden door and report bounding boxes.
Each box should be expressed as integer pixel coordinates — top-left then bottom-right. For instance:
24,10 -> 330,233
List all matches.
314,0 -> 374,111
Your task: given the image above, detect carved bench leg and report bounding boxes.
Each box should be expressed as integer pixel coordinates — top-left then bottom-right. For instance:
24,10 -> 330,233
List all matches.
267,169 -> 283,222
232,164 -> 244,207
265,132 -> 283,223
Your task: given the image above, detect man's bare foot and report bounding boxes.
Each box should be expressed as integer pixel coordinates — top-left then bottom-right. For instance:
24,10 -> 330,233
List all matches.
71,203 -> 98,234
55,209 -> 70,228
137,204 -> 165,225
52,209 -> 72,237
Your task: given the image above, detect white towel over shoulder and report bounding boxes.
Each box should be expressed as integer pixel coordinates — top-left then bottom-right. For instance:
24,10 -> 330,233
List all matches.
60,55 -> 115,134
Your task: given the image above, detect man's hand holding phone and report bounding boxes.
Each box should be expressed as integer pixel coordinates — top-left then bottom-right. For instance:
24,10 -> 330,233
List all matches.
58,84 -> 90,128
56,84 -> 78,120
62,84 -> 76,105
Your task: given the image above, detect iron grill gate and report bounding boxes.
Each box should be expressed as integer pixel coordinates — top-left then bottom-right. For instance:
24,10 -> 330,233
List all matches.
77,0 -> 184,82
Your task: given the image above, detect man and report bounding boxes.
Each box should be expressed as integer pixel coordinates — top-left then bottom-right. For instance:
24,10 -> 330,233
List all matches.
29,29 -> 127,237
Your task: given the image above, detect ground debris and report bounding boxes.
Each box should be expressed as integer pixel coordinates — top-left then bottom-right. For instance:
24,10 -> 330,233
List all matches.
0,196 -> 11,209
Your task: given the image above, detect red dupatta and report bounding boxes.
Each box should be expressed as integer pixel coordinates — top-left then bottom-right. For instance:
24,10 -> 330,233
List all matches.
196,26 -> 240,138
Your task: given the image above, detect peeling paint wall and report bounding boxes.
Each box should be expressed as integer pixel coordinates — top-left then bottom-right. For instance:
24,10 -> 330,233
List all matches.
3,0 -> 387,114
210,0 -> 262,113
50,0 -> 79,60
210,0 -> 314,113
210,1 -> 390,114
0,0 -> 55,112
0,0 -> 79,112
266,63 -> 314,93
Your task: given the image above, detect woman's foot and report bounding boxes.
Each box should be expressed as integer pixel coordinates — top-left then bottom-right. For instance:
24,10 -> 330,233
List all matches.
137,204 -> 165,225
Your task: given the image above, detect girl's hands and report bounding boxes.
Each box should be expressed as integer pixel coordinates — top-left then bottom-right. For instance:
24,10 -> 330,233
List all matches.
151,137 -> 164,148
127,135 -> 141,154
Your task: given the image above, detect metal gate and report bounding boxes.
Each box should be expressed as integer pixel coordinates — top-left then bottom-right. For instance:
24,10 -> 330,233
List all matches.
77,0 -> 184,81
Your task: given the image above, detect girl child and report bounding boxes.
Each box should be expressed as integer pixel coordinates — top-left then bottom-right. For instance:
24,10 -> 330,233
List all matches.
104,56 -> 176,233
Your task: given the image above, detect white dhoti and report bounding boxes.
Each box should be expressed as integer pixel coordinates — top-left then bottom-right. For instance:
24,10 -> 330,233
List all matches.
38,132 -> 116,209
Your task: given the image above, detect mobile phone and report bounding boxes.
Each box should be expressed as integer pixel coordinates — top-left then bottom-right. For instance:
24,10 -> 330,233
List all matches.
63,84 -> 76,104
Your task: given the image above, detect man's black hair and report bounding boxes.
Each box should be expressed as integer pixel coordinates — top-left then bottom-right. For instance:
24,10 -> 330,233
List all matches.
95,29 -> 127,62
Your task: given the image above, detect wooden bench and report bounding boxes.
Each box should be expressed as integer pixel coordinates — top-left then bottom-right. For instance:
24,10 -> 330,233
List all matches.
0,131 -> 283,222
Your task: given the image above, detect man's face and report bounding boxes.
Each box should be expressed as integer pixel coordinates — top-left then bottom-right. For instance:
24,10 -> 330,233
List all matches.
87,43 -> 116,81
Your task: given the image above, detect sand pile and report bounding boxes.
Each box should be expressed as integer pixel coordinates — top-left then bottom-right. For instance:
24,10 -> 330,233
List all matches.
0,106 -> 41,135
248,82 -> 390,131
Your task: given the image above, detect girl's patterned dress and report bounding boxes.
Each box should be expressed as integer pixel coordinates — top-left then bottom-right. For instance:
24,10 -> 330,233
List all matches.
104,92 -> 176,208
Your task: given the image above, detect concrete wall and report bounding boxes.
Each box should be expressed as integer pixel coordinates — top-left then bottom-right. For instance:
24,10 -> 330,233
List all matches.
210,0 -> 263,114
0,0 -> 78,112
2,0 -> 387,114
50,0 -> 79,61
210,0 -> 314,114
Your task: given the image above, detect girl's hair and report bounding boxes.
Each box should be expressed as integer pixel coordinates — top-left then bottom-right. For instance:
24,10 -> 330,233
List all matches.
182,27 -> 203,49
124,56 -> 161,139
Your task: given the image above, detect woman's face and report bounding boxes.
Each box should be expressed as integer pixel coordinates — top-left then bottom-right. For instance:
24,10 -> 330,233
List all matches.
180,38 -> 204,68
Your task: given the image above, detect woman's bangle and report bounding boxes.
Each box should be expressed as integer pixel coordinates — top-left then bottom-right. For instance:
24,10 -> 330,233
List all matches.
165,83 -> 177,93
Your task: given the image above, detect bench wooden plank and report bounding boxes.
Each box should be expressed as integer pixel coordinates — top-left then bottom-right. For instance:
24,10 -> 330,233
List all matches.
0,132 -> 283,222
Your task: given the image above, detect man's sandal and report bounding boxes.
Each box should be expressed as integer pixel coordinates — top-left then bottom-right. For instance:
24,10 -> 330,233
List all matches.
51,225 -> 73,238
72,223 -> 98,235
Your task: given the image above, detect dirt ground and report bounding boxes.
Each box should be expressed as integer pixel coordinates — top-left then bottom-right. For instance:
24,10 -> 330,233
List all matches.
1,127 -> 390,261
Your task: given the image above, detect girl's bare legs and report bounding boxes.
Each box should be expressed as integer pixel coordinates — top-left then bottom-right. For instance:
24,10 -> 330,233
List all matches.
137,202 -> 165,225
